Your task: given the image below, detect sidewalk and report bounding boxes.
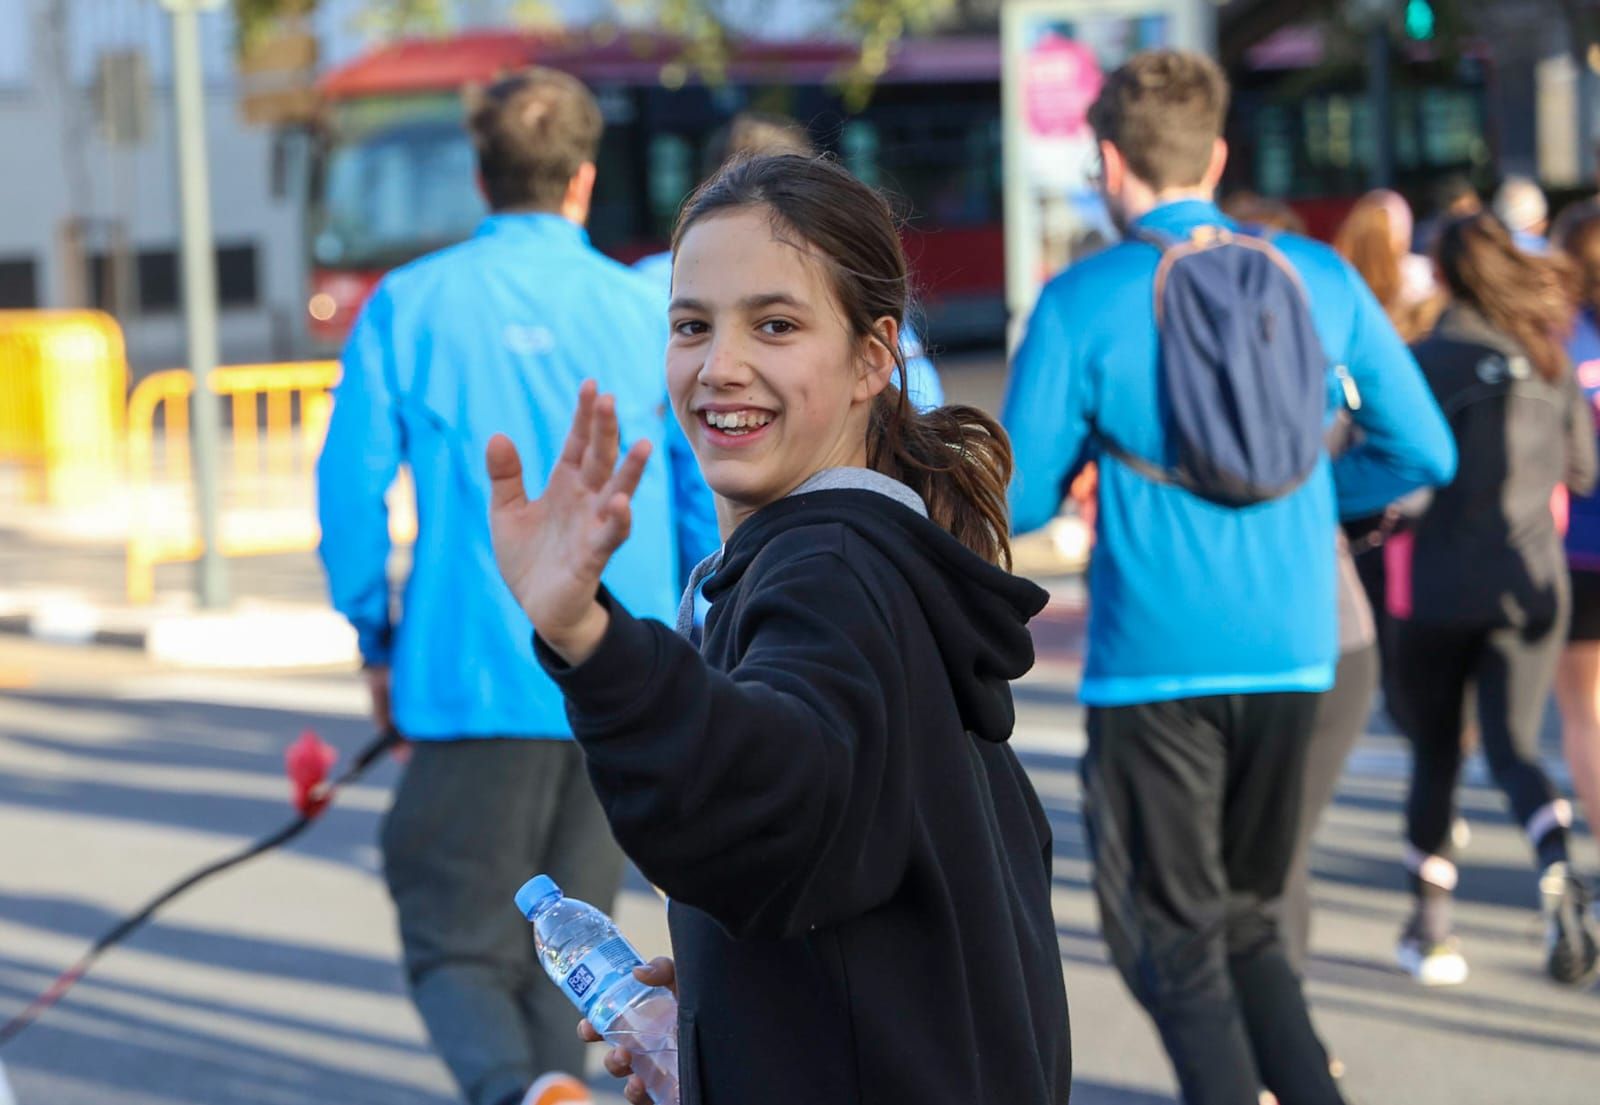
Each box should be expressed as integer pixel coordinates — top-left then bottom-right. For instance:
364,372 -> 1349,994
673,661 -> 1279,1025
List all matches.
0,510 -> 363,667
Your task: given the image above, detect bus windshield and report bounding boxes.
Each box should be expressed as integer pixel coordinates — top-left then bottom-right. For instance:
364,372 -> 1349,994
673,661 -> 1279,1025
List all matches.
311,98 -> 486,272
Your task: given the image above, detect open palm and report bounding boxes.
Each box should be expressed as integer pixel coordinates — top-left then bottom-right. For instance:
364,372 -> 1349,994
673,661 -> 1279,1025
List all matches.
487,380 -> 652,662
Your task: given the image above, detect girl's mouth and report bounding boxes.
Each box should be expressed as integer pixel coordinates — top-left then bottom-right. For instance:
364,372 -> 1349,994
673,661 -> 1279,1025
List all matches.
700,408 -> 776,444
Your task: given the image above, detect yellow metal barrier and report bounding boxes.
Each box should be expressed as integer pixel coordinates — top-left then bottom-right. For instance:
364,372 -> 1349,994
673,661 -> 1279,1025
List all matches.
125,361 -> 416,603
0,310 -> 128,507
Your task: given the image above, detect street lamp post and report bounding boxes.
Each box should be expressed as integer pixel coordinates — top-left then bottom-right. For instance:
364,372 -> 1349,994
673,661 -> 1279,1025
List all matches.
161,0 -> 229,609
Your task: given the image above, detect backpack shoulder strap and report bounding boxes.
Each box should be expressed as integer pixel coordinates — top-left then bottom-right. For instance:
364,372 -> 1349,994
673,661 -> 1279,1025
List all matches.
1224,231 -> 1312,304
1137,225 -> 1225,325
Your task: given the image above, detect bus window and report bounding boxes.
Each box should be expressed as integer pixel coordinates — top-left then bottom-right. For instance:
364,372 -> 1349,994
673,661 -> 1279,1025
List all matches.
842,121 -> 881,188
648,134 -> 694,238
314,113 -> 483,270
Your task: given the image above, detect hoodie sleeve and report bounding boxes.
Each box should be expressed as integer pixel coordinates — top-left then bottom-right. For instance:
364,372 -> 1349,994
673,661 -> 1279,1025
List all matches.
537,548 -> 913,941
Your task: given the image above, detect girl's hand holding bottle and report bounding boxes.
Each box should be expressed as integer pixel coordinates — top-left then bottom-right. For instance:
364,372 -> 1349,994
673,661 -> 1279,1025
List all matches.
578,957 -> 678,1105
487,380 -> 652,666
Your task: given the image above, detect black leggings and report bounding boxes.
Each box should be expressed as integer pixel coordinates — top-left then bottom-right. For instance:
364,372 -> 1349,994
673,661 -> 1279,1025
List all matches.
1389,616 -> 1567,863
1284,645 -> 1380,973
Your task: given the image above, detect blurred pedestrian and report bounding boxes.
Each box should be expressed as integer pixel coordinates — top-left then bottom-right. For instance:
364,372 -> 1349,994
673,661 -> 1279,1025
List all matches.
1552,200 -> 1600,863
1004,49 -> 1454,1105
632,111 -> 945,412
1387,212 -> 1598,988
315,68 -> 717,1105
1493,175 -> 1551,255
1334,190 -> 1440,343
1413,174 -> 1482,255
489,153 -> 1071,1105
1332,191 -> 1446,679
1220,190 -> 1307,235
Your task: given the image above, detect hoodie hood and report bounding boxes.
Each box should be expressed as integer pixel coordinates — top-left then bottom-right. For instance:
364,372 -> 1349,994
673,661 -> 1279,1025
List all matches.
701,482 -> 1048,743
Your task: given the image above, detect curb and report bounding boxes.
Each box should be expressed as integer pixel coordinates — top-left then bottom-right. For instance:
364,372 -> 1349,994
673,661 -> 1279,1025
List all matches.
0,612 -> 148,650
0,592 -> 358,669
0,588 -> 1088,668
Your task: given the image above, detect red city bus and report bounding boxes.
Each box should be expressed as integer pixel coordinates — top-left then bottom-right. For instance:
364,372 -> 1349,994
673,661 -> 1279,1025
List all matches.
303,31 -> 1008,350
303,27 -> 1492,351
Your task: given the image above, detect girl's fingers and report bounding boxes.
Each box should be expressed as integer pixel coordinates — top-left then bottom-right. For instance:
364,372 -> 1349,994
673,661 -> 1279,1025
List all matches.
576,1018 -> 603,1044
603,439 -> 653,504
624,1075 -> 651,1105
603,1046 -> 634,1079
581,394 -> 621,488
558,380 -> 599,468
485,434 -> 527,509
595,494 -> 633,554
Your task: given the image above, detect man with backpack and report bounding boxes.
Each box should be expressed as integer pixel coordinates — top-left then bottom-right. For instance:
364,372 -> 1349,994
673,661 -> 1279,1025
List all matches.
1003,50 -> 1456,1105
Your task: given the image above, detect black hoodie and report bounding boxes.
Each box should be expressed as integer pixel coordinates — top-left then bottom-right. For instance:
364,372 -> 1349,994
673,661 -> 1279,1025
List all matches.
540,486 -> 1072,1105
1406,307 -> 1599,627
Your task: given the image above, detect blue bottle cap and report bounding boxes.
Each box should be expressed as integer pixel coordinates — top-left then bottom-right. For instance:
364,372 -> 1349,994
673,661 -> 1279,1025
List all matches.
515,874 -> 562,919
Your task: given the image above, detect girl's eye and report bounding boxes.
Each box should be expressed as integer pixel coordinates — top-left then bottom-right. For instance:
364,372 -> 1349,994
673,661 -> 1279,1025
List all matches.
672,319 -> 708,337
759,319 -> 796,336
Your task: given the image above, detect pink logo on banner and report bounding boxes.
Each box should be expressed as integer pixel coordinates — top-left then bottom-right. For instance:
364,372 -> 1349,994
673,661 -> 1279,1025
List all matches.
1023,33 -> 1103,140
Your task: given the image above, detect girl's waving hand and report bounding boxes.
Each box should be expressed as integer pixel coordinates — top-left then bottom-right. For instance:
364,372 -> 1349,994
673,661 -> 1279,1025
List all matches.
487,379 -> 653,665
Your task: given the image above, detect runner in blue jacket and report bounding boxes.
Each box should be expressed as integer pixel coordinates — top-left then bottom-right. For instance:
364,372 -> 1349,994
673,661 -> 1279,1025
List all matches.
1002,50 -> 1455,1105
315,69 -> 716,1105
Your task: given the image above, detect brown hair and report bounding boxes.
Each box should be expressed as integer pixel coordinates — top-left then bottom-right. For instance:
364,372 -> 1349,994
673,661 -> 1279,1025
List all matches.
466,67 -> 602,212
1555,200 -> 1600,312
1086,49 -> 1229,191
1335,197 -> 1402,313
672,154 -> 1014,568
1435,213 -> 1576,381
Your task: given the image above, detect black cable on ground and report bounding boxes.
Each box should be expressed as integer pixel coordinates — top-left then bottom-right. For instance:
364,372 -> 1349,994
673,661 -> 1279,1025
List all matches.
0,727 -> 403,1049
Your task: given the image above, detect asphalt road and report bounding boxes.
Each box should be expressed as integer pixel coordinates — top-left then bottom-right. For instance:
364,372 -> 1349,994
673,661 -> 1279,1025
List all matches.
1,635 -> 1598,1105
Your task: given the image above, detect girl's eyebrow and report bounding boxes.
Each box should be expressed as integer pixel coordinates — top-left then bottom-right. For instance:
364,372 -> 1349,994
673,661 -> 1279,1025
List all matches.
668,292 -> 806,313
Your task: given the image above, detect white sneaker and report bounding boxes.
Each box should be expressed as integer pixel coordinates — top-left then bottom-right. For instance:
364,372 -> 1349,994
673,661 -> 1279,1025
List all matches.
1397,932 -> 1469,986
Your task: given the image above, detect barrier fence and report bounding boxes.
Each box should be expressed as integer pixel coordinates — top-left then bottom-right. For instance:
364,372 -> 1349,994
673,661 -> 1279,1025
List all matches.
124,359 -> 416,603
0,310 -> 127,508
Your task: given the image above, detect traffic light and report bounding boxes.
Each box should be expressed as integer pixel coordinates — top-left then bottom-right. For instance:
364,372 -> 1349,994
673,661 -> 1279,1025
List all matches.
1404,0 -> 1436,40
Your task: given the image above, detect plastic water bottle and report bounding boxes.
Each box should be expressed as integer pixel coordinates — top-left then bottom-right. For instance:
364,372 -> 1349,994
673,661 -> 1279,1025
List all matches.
516,875 -> 679,1105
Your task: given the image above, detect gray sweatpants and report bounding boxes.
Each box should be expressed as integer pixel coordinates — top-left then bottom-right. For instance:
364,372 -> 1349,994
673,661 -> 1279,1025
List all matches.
381,738 -> 624,1105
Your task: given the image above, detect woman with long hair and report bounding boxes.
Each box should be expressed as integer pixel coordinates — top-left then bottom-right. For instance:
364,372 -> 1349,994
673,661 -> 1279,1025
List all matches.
1552,201 -> 1600,878
1334,189 -> 1441,344
1387,213 -> 1598,987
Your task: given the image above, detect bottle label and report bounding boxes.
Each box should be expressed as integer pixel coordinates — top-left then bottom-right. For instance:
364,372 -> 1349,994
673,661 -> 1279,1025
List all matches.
560,935 -> 643,1017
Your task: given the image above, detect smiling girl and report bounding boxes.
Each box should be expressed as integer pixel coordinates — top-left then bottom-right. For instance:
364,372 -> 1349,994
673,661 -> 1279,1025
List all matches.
485,154 -> 1071,1104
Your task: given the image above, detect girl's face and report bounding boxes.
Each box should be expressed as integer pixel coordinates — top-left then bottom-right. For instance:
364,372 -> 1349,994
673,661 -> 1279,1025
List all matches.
667,206 -> 896,535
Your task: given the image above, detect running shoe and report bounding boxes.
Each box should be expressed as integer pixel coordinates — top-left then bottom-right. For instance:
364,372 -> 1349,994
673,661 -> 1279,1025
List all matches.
1397,919 -> 1469,986
521,1073 -> 593,1105
1540,863 -> 1600,987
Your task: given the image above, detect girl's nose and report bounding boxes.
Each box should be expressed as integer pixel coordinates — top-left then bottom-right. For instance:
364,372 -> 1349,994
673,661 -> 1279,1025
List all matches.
698,334 -> 754,389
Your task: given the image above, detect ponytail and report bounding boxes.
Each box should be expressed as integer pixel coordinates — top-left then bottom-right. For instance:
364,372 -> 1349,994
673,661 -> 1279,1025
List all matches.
868,354 -> 1014,570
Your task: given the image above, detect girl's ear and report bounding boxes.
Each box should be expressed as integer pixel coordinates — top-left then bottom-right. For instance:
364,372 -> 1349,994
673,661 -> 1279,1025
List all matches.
855,316 -> 900,402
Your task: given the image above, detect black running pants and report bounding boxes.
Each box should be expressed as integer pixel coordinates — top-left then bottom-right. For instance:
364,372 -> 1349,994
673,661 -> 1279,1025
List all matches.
1389,615 -> 1566,859
1083,692 -> 1345,1105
